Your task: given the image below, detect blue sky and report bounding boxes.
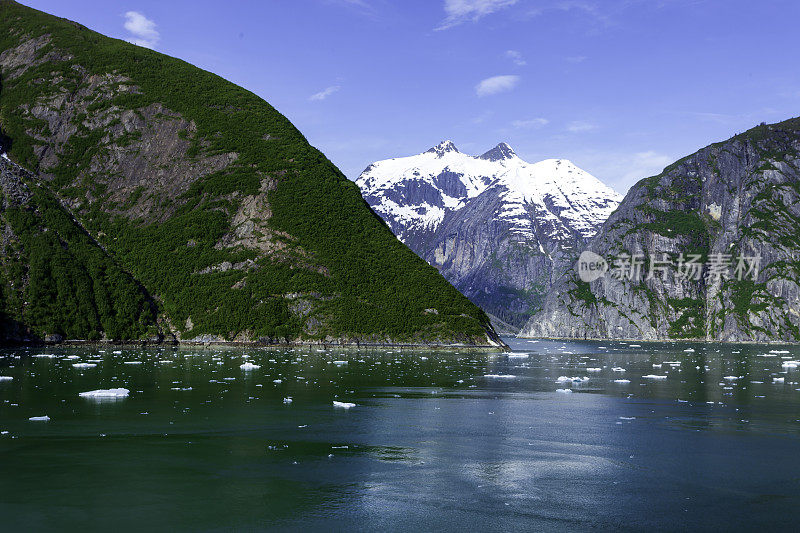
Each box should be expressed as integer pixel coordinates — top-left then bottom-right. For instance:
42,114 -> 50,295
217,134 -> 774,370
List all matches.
19,0 -> 800,193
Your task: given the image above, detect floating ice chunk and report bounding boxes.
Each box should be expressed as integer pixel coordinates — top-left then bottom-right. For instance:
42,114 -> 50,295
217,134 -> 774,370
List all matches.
629,345 -> 641,348
283,397 -> 293,404
782,361 -> 799,368
333,401 -> 356,408
113,351 -> 123,354
72,363 -> 97,369
587,367 -> 601,372
770,350 -> 790,354
332,361 -> 348,366
33,354 -> 56,358
240,362 -> 261,371
79,388 -> 130,399
29,416 -> 50,421
123,361 -> 142,365
555,388 -> 573,393
723,376 -> 739,380
612,367 -> 626,372
613,379 -> 631,384
273,379 -> 282,384
643,374 -> 668,379
556,376 -> 588,383
507,353 -> 528,358
773,377 -> 785,383
0,376 -> 13,381
619,416 -> 636,420
483,374 -> 516,379
684,348 -> 695,353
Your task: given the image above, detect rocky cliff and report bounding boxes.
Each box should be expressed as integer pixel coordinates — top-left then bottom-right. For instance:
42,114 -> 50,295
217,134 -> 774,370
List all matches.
0,1 -> 501,347
520,118 -> 800,342
357,141 -> 621,328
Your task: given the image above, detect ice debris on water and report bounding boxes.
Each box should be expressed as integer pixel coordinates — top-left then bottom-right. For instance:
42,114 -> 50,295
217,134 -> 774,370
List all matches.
29,416 -> 50,421
240,362 -> 260,371
333,401 -> 356,408
79,388 -> 130,399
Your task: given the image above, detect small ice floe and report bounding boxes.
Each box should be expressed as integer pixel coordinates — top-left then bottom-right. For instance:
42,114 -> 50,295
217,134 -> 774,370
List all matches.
240,362 -> 261,371
0,376 -> 13,382
332,361 -> 348,366
770,350 -> 791,354
72,363 -> 97,369
28,416 -> 50,422
652,364 -> 662,368
555,388 -> 573,394
629,344 -> 641,348
613,379 -> 631,384
642,374 -> 668,380
283,397 -> 293,405
123,361 -> 142,365
773,377 -> 785,383
333,401 -> 356,409
33,354 -> 56,358
507,353 -> 528,359
587,368 -> 602,372
483,374 -> 517,379
782,361 -> 799,369
612,367 -> 626,372
556,376 -> 589,383
273,379 -> 282,384
619,416 -> 636,420
663,361 -> 681,366
684,348 -> 695,353
723,376 -> 739,381
79,388 -> 130,399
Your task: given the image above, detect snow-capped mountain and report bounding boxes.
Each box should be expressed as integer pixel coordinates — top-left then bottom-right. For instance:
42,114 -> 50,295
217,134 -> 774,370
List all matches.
357,141 -> 622,329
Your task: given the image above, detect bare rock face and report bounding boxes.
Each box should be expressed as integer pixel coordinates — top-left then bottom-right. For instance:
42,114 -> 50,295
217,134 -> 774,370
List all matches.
521,118 -> 800,342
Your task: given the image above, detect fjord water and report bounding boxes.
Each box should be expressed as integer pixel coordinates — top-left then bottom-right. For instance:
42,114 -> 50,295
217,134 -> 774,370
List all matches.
2,339 -> 799,531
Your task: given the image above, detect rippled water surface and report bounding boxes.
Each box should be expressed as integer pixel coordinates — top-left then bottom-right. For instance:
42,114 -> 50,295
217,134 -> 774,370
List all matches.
2,338 -> 800,531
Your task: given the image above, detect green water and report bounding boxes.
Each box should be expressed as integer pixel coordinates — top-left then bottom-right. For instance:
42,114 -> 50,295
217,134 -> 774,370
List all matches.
2,338 -> 800,531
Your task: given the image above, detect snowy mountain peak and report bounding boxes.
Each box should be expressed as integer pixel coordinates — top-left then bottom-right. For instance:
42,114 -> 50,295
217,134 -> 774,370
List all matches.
479,142 -> 516,161
426,140 -> 459,157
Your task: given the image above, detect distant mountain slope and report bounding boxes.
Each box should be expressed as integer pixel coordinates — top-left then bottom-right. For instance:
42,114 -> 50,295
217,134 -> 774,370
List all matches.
521,117 -> 800,342
0,0 -> 500,346
357,140 -> 621,327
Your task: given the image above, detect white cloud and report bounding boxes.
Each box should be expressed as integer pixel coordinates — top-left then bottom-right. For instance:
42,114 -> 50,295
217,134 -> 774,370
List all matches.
124,11 -> 159,49
565,55 -> 587,63
309,85 -> 341,101
475,75 -> 519,97
619,151 -> 673,184
566,120 -> 598,132
512,117 -> 549,128
438,0 -> 519,29
505,49 -> 526,66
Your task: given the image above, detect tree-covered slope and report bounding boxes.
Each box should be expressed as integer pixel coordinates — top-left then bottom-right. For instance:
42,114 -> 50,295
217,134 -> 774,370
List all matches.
521,117 -> 800,342
0,0 -> 499,346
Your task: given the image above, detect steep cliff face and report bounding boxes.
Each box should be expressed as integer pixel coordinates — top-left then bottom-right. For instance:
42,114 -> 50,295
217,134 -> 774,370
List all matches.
357,141 -> 621,327
521,118 -> 800,342
0,1 -> 500,346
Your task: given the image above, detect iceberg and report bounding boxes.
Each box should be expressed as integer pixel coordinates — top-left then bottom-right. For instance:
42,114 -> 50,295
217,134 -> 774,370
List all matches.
240,362 -> 261,371
333,401 -> 356,408
555,388 -> 573,393
29,416 -> 50,421
0,376 -> 13,381
283,397 -> 293,404
642,374 -> 667,380
79,388 -> 130,399
72,363 -> 97,369
483,374 -> 517,379
613,379 -> 631,383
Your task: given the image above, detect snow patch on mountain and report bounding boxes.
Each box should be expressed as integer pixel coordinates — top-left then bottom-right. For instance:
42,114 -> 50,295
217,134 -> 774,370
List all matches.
357,141 -> 621,243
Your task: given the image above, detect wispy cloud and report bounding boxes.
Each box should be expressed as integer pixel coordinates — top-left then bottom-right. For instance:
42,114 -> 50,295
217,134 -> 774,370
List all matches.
619,151 -> 673,184
505,49 -> 526,66
566,120 -> 598,132
309,85 -> 341,101
512,117 -> 549,128
475,75 -> 519,97
565,55 -> 587,63
437,0 -> 519,30
123,11 -> 159,49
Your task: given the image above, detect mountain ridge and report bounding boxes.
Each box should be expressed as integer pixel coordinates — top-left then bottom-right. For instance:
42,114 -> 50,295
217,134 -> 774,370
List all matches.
0,0 -> 502,347
357,141 -> 622,327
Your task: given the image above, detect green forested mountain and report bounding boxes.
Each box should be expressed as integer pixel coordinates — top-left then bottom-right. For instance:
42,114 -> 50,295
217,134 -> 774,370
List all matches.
0,0 -> 500,346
